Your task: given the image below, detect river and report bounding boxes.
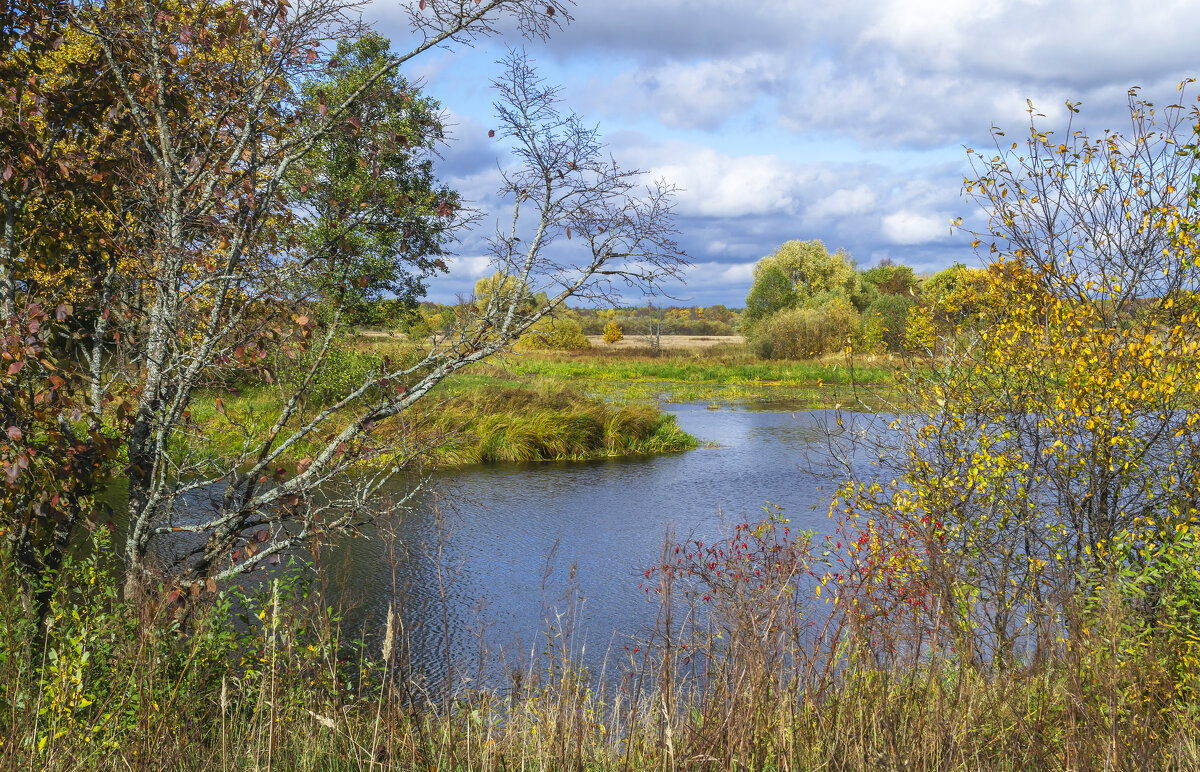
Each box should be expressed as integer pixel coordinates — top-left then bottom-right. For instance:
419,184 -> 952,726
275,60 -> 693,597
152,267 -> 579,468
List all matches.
322,403 -> 863,689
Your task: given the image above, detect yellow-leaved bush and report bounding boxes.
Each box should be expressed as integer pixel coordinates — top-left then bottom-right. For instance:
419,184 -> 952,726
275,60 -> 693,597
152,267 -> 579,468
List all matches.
830,88 -> 1200,721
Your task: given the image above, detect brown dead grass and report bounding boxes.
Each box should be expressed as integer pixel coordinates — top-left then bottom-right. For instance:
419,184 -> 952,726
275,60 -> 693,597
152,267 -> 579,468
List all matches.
585,333 -> 746,350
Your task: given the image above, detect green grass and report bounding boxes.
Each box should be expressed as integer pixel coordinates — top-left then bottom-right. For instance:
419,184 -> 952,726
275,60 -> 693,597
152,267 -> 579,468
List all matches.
426,384 -> 697,464
185,373 -> 696,469
359,338 -> 899,407
502,353 -> 892,387
176,338 -> 899,469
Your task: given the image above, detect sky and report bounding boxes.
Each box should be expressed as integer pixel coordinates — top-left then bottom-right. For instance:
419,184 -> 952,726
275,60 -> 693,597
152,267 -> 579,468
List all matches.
364,0 -> 1200,307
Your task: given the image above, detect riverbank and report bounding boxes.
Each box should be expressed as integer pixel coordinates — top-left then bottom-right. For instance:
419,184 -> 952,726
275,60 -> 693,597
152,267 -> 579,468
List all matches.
188,376 -> 698,469
184,336 -> 891,468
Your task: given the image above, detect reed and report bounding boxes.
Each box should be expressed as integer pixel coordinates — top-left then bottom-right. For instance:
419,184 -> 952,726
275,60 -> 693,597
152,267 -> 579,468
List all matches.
4,520 -> 1198,771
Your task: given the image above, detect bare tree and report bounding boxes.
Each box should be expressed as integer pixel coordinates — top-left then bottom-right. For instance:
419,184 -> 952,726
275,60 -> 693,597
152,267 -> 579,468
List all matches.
62,1 -> 685,595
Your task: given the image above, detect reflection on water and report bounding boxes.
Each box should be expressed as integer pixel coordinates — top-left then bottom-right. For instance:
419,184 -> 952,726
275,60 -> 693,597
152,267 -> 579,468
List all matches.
102,404 -> 877,689
325,405 -> 863,687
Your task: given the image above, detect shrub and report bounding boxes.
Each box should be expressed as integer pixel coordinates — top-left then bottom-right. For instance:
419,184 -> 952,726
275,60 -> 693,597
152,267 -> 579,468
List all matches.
749,299 -> 859,360
602,321 -> 623,344
515,316 -> 591,350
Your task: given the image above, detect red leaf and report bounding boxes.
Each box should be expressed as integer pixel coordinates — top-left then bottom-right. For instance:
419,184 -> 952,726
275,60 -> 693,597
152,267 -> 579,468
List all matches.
488,129 -> 495,138
255,529 -> 269,543
214,397 -> 225,414
1,165 -> 11,181
55,303 -> 71,321
296,457 -> 313,474
7,361 -> 23,376
5,426 -> 21,442
419,0 -> 426,8
306,48 -> 317,64
347,115 -> 361,129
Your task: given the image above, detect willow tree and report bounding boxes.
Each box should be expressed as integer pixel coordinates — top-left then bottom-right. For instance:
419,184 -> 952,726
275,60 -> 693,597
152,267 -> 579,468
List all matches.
742,239 -> 861,330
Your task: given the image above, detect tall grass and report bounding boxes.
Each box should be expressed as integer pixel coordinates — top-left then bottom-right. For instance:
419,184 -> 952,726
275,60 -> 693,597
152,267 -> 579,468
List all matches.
185,359 -> 697,467
5,520 -> 1198,770
431,385 -> 696,464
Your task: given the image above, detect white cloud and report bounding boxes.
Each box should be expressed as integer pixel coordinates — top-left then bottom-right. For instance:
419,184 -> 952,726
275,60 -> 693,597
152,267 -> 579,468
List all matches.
881,211 -> 951,245
807,185 -> 877,218
376,0 -> 1200,305
649,148 -> 805,218
447,255 -> 493,279
688,260 -> 756,284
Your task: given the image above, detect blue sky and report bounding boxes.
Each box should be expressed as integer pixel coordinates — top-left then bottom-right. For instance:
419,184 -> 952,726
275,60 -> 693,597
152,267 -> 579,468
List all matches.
365,0 -> 1200,307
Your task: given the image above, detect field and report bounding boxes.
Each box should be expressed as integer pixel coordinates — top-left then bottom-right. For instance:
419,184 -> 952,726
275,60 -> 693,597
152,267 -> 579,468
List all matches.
583,333 -> 746,349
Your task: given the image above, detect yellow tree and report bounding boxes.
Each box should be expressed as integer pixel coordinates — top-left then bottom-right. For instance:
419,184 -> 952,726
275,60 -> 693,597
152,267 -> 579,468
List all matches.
833,87 -> 1200,678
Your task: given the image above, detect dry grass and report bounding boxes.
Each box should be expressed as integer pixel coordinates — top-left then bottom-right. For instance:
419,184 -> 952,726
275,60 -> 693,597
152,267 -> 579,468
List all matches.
585,334 -> 747,350
5,520 -> 1199,771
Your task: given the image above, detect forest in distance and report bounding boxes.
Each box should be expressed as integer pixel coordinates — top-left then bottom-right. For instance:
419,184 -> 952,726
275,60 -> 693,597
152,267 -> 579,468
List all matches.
5,0 -> 1200,769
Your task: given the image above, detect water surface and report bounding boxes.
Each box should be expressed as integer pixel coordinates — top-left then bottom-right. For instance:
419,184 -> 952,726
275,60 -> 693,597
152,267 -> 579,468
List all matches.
328,404 -> 858,685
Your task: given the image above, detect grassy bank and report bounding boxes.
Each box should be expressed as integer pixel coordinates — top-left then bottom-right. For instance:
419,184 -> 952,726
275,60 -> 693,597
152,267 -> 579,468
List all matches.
182,338 -> 700,468
430,384 -> 697,464
181,336 -> 892,469
5,523 -> 1197,771
356,334 -> 899,407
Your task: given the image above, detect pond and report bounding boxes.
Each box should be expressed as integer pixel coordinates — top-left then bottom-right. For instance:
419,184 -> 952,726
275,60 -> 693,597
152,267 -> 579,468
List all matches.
323,403 -> 869,689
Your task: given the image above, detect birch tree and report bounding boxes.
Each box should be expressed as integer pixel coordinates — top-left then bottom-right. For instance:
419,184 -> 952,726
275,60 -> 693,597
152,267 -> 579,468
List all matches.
25,1 -> 685,597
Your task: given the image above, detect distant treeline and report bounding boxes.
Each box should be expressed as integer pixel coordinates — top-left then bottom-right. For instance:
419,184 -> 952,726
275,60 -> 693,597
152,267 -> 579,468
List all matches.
347,298 -> 743,338
343,243 -> 997,357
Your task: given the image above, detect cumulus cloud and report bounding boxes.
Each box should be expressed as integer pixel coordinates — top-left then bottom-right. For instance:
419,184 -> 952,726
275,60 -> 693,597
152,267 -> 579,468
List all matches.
881,211 -> 952,245
648,148 -> 806,218
546,0 -> 1200,149
807,185 -> 877,218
